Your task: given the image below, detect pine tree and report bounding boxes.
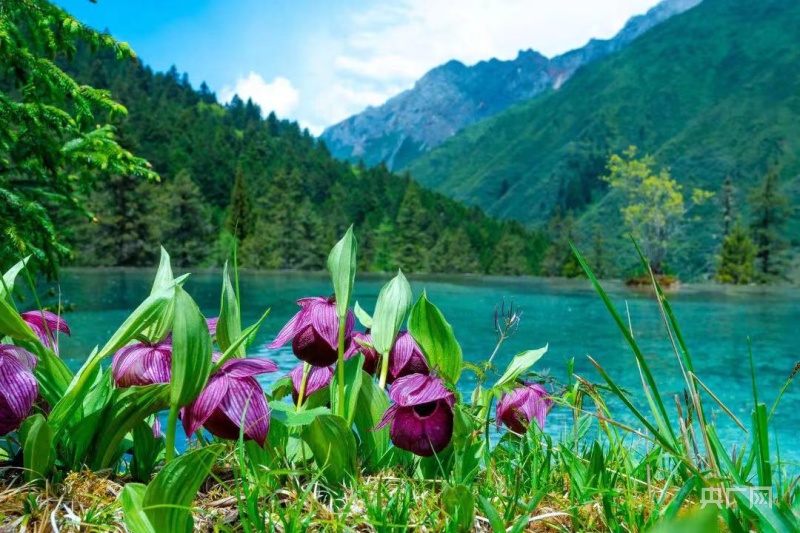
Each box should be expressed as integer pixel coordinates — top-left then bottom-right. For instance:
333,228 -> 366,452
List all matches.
393,183 -> 433,272
430,228 -> 480,273
749,169 -> 791,280
721,176 -> 736,237
227,168 -> 253,242
717,219 -> 756,284
541,208 -> 581,277
77,175 -> 158,266
0,0 -> 157,275
488,229 -> 528,275
154,170 -> 214,267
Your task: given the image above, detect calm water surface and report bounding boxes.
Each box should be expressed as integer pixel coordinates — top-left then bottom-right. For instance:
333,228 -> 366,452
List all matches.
42,269 -> 799,461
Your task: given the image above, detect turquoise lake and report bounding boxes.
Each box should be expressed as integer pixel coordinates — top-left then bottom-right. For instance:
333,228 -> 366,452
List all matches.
41,269 -> 799,461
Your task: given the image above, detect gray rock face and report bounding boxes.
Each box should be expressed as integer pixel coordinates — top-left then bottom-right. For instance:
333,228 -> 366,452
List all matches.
321,0 -> 702,170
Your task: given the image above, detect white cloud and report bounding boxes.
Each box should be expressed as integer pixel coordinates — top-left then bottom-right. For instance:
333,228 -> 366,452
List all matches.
306,0 -> 661,128
219,73 -> 300,119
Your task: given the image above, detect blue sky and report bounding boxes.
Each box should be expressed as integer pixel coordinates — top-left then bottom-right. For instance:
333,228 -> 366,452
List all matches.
59,0 -> 662,135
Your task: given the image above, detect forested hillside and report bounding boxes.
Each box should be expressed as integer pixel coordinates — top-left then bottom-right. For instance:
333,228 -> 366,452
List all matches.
57,46 -> 547,275
407,0 -> 800,278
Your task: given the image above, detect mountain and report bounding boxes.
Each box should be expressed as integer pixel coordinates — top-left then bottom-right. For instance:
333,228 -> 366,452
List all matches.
320,0 -> 702,171
53,45 -> 546,275
407,0 -> 800,277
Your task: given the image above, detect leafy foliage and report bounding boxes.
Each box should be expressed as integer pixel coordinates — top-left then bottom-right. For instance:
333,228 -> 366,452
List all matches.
602,147 -> 712,274
717,218 -> 756,284
0,0 -> 158,276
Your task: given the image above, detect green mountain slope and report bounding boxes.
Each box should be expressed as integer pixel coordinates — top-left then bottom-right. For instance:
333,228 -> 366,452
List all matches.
407,0 -> 800,276
49,45 -> 546,275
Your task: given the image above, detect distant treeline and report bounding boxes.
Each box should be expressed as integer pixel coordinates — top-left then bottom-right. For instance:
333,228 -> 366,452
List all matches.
60,47 -> 547,275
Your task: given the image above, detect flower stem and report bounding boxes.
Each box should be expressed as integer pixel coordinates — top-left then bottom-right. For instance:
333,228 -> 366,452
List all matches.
296,362 -> 311,410
165,403 -> 179,464
336,317 -> 346,418
378,352 -> 390,389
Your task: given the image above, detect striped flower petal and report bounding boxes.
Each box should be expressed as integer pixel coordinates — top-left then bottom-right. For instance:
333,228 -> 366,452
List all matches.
388,374 -> 454,407
220,357 -> 279,378
287,363 -> 334,403
217,378 -> 270,446
496,383 -> 551,433
0,345 -> 39,435
181,375 -> 229,436
112,341 -> 172,387
388,331 -> 429,383
20,310 -> 70,350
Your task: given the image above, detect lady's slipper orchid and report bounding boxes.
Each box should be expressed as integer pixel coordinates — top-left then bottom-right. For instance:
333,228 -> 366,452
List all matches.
375,374 -> 455,457
111,340 -> 172,387
287,363 -> 334,404
0,345 -> 39,436
182,357 -> 278,446
346,331 -> 379,375
20,311 -> 70,351
388,331 -> 429,384
496,383 -> 551,434
268,296 -> 355,367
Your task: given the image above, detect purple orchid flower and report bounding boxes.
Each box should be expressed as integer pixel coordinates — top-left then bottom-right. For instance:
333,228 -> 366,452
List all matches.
0,344 -> 39,436
182,357 -> 278,446
206,317 -> 219,337
20,311 -> 70,351
111,340 -> 173,388
268,296 -> 355,367
496,383 -> 552,434
375,373 -> 455,457
287,363 -> 334,404
345,331 -> 379,375
387,331 -> 429,384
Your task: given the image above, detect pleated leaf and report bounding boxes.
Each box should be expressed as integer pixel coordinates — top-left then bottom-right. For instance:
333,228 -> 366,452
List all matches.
371,270 -> 412,356
327,226 -> 357,318
170,286 -> 212,407
19,414 -> 54,483
217,262 -> 243,358
301,414 -> 357,484
90,384 -> 170,470
120,483 -> 155,533
408,292 -> 463,384
138,445 -> 223,533
330,353 -> 364,425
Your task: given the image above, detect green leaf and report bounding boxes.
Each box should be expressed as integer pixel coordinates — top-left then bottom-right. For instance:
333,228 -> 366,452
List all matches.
477,496 -> 506,532
139,445 -> 223,533
142,248 -> 175,342
0,256 -> 29,302
493,346 -> 548,389
408,292 -> 463,384
49,278 -> 184,430
90,384 -> 170,470
327,226 -> 357,318
211,309 -> 270,372
330,354 -> 364,425
371,270 -> 412,356
353,372 -> 390,470
301,414 -> 357,484
217,262 -> 243,358
0,297 -> 37,342
353,301 -> 373,329
170,286 -> 212,407
130,418 -> 165,482
120,483 -> 155,533
19,414 -> 54,483
268,401 -> 330,427
442,484 -> 475,532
